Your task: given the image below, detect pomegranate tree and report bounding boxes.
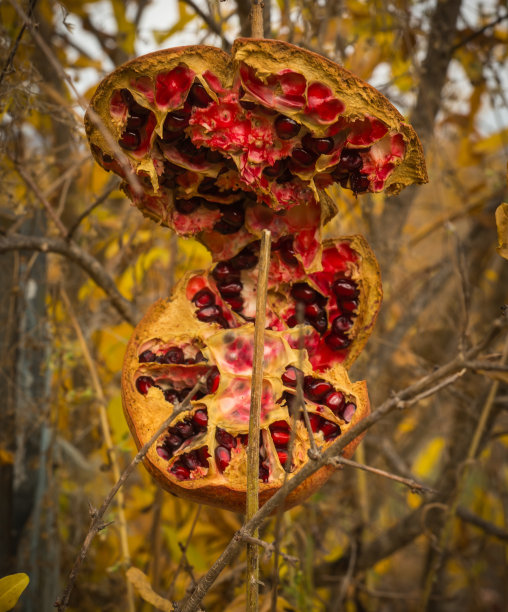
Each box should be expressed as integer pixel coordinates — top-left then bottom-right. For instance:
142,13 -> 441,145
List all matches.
86,38 -> 426,512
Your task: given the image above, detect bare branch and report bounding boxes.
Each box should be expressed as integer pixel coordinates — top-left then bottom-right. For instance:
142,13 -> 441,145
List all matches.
0,233 -> 137,325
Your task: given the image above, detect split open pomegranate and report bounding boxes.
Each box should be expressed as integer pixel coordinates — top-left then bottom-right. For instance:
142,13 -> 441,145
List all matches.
122,294 -> 369,512
86,38 -> 427,512
85,38 -> 427,263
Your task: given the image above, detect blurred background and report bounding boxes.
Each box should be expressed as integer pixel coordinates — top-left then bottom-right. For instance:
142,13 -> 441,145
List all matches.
0,0 -> 507,610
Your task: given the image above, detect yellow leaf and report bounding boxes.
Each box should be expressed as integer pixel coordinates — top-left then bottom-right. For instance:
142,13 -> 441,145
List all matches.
0,449 -> 14,465
126,567 -> 173,611
0,573 -> 30,612
495,203 -> 508,260
411,436 -> 446,480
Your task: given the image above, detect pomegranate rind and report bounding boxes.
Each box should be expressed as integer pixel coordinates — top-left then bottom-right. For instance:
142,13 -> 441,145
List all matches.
121,297 -> 370,513
233,38 -> 428,195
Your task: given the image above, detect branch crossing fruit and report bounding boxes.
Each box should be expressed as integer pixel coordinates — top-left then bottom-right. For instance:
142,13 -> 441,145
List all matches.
87,38 -> 426,512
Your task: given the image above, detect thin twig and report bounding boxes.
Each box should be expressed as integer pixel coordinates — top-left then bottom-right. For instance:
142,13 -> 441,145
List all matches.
251,1 -> 264,38
0,233 -> 137,325
8,0 -> 142,197
181,0 -> 232,50
329,456 -> 438,495
167,505 -> 203,600
54,377 -> 207,611
66,177 -> 121,239
246,229 -> 271,612
60,288 -> 135,612
0,0 -> 37,86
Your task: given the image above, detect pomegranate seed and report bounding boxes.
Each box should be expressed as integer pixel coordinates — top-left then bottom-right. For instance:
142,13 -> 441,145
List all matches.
259,465 -> 269,482
281,366 -> 300,387
286,315 -> 297,327
302,133 -> 334,155
277,449 -> 289,465
164,389 -> 180,403
291,147 -> 317,166
325,334 -> 351,351
324,391 -> 345,413
279,237 -> 298,266
291,283 -> 317,304
274,115 -> 300,139
320,420 -> 341,441
308,413 -> 322,432
192,288 -> 216,309
276,168 -> 294,184
271,420 -> 290,430
263,158 -> 287,178
164,347 -> 185,364
332,315 -> 353,334
120,88 -> 134,104
192,409 -> 208,428
182,450 -> 200,470
156,446 -> 170,460
127,113 -> 148,130
175,198 -> 200,215
196,305 -> 221,322
165,433 -> 183,449
170,462 -> 191,480
350,172 -> 370,194
197,447 -> 210,467
136,376 -> 154,395
187,81 -> 213,107
304,378 -> 333,402
340,402 -> 356,423
206,367 -> 220,393
305,303 -> 322,319
230,247 -> 259,270
163,110 -> 189,132
119,130 -> 140,150
172,420 -> 195,438
215,427 -> 236,449
138,349 -> 155,363
218,281 -> 242,297
332,279 -> 358,298
271,429 -> 290,446
341,299 -> 359,313
194,350 -> 205,362
212,261 -> 238,283
339,149 -> 363,171
215,446 -> 230,472
224,296 -> 244,311
312,314 -> 328,334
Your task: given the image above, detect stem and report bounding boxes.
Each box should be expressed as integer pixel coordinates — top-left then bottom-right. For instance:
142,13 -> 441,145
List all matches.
246,229 -> 271,612
251,1 -> 264,38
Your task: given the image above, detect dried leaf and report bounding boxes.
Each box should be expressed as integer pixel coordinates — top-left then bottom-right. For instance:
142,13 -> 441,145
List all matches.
126,567 -> 173,611
0,573 -> 29,612
495,203 -> 508,260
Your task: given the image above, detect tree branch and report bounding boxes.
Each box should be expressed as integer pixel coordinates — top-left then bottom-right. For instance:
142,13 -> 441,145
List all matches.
0,233 -> 137,325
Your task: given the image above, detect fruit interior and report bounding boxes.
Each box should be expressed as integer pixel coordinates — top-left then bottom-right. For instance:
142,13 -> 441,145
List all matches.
86,39 -> 426,263
185,235 -> 382,372
126,324 -> 368,491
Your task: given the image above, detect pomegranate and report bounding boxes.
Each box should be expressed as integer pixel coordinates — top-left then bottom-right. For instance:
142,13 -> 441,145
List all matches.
86,38 -> 428,512
121,290 -> 369,512
85,38 -> 427,262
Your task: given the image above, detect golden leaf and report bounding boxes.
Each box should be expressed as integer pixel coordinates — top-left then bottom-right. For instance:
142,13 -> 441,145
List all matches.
126,567 -> 173,611
0,573 -> 29,612
495,203 -> 508,260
